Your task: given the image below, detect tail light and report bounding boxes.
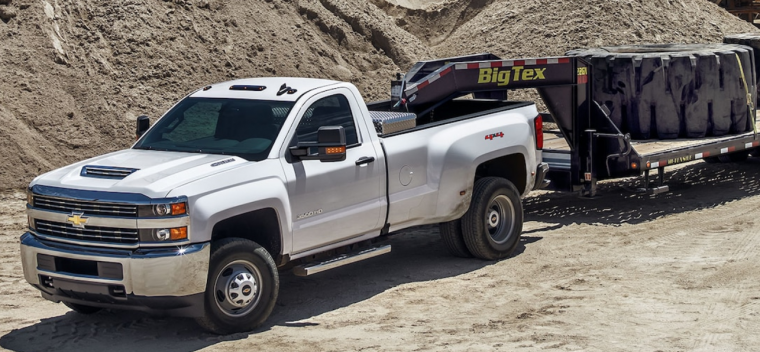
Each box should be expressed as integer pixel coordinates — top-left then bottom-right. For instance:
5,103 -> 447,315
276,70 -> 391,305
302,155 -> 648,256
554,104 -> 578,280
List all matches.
534,114 -> 543,150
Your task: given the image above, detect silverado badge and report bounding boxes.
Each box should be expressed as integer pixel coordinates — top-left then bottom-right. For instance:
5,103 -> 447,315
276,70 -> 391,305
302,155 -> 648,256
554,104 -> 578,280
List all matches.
67,212 -> 89,228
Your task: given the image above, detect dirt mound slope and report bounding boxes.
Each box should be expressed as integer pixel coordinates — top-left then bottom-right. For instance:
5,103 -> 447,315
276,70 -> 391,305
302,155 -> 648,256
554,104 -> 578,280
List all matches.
434,0 -> 758,58
0,0 -> 756,189
0,0 -> 430,189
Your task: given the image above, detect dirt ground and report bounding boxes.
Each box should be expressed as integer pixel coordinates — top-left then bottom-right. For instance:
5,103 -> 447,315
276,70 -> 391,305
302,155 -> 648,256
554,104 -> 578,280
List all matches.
3,0 -> 760,350
1,158 -> 760,351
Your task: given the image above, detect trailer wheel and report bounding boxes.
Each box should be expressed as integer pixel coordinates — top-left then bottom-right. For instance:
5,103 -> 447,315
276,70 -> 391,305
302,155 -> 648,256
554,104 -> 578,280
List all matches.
703,156 -> 720,164
63,302 -> 102,315
461,177 -> 523,260
567,44 -> 755,140
439,219 -> 472,258
196,238 -> 279,335
719,150 -> 751,163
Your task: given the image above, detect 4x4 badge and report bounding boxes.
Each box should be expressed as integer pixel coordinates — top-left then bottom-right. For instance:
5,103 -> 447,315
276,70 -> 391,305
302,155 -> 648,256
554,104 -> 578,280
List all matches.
67,212 -> 89,228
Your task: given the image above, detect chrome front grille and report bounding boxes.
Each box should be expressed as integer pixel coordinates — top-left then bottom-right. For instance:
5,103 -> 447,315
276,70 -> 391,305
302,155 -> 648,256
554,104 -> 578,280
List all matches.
35,220 -> 139,245
34,196 -> 138,217
81,165 -> 138,179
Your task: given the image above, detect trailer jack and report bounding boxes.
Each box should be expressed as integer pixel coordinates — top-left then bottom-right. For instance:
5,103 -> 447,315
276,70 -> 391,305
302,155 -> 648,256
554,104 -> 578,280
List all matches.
637,168 -> 669,195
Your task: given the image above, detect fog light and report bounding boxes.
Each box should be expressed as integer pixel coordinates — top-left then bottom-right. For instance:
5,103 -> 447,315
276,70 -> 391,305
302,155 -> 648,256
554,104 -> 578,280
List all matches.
155,229 -> 171,241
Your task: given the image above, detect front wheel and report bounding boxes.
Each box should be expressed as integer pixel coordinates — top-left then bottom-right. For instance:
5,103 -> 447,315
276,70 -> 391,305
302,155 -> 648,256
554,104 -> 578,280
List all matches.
461,177 -> 523,260
195,238 -> 279,335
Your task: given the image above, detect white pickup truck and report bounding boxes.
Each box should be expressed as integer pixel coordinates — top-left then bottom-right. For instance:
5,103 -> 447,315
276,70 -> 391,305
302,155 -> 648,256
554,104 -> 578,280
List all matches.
20,54 -> 549,333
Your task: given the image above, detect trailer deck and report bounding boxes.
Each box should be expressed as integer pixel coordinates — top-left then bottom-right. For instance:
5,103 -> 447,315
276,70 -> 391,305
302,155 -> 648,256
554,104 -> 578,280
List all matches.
545,117 -> 758,171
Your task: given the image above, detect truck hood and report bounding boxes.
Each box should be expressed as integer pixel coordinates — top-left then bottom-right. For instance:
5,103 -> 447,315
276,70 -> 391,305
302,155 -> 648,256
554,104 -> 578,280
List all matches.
31,149 -> 248,199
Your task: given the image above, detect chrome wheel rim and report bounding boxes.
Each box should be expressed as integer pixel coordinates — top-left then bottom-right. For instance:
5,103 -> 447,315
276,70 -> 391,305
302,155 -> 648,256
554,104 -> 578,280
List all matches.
214,260 -> 262,317
485,195 -> 515,244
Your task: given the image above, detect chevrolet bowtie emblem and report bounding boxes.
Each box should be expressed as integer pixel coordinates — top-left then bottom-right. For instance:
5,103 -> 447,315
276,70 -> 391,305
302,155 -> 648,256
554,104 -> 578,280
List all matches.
67,212 -> 88,228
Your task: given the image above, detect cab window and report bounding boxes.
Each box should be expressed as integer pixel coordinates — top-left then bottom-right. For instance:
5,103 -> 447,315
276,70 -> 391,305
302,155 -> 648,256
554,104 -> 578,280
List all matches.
294,94 -> 359,146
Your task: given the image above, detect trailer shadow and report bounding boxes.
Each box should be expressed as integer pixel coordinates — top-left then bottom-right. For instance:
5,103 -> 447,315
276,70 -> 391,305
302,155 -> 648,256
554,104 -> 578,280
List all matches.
0,227 -> 544,352
525,158 -> 760,226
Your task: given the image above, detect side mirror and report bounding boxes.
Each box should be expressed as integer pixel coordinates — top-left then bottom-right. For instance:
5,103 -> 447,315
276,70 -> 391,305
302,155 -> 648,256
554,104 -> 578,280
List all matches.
136,115 -> 150,139
289,126 -> 347,162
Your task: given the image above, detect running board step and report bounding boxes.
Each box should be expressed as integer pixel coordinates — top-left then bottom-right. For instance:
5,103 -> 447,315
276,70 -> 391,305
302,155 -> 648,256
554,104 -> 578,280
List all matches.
293,245 -> 391,276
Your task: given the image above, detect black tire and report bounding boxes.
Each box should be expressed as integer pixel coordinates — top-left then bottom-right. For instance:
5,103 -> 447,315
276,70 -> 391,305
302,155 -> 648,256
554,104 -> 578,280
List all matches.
703,156 -> 720,164
195,238 -> 279,335
461,177 -> 523,260
718,150 -> 750,163
724,33 -> 760,98
439,219 -> 472,258
63,301 -> 102,315
567,44 -> 755,140
704,150 -> 750,163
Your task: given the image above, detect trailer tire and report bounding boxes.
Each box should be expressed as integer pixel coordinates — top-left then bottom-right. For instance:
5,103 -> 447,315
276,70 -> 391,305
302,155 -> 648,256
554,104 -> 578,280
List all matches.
703,156 -> 720,164
567,44 -> 755,140
196,238 -> 279,335
719,150 -> 751,163
439,219 -> 472,258
461,177 -> 523,260
63,302 -> 102,315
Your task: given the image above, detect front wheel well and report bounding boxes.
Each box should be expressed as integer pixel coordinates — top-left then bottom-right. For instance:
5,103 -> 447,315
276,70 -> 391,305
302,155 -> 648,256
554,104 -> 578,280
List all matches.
211,208 -> 282,259
475,154 -> 527,194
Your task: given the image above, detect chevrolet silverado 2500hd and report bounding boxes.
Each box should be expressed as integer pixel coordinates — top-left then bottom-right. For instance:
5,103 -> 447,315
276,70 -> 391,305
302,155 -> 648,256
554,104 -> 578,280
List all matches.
20,54 -> 550,333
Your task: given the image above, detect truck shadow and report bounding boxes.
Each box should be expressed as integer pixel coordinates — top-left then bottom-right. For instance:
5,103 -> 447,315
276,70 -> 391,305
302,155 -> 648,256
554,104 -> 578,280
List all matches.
525,158 -> 760,226
0,227 -> 544,352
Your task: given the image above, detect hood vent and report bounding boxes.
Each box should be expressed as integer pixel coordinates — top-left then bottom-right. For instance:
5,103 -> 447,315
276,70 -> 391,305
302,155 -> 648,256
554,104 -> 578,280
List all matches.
81,165 -> 139,179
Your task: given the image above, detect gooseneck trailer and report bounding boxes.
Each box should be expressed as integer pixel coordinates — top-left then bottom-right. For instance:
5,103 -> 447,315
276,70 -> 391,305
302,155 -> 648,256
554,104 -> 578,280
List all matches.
390,46 -> 758,196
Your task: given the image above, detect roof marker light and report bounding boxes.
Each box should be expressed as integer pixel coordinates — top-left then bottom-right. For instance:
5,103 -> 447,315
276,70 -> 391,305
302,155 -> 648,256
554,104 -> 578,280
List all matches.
229,85 -> 267,91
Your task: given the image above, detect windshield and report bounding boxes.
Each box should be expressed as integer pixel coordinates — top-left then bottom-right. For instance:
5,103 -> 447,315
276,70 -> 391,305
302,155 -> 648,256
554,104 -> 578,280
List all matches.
134,98 -> 294,161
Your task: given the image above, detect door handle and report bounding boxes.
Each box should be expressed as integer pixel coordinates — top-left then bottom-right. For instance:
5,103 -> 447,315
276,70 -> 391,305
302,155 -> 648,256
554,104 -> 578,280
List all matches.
355,156 -> 375,166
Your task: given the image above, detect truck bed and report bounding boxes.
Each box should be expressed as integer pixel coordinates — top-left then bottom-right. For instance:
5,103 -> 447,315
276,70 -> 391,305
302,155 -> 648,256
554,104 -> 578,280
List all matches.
367,99 -> 532,137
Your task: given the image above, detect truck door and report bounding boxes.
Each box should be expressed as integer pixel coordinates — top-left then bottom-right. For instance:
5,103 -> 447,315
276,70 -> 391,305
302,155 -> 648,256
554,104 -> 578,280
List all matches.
282,89 -> 385,254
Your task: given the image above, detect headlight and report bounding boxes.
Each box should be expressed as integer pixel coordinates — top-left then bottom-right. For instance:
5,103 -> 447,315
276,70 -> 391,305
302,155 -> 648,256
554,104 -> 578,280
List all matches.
138,200 -> 188,217
139,226 -> 188,242
153,203 -> 186,216
154,204 -> 172,216
27,189 -> 34,206
155,228 -> 171,241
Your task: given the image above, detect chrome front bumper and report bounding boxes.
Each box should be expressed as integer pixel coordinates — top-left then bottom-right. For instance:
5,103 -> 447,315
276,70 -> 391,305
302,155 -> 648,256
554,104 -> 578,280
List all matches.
20,233 -> 209,314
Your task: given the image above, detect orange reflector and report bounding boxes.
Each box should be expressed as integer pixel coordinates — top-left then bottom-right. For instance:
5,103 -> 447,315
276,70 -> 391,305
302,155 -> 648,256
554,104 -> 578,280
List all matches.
171,203 -> 186,216
170,227 -> 188,240
460,191 -> 466,196
631,162 -> 638,169
325,146 -> 346,155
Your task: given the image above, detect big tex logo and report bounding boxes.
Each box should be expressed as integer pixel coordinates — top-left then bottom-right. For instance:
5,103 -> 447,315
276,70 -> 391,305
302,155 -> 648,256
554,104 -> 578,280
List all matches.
478,66 -> 546,86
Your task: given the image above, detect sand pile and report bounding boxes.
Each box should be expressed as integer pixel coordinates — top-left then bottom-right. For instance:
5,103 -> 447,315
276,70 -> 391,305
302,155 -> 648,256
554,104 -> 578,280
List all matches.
0,0 -> 756,189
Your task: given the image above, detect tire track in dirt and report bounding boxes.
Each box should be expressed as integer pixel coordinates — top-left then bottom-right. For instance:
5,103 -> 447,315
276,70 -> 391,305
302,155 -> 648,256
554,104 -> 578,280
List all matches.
672,206 -> 760,351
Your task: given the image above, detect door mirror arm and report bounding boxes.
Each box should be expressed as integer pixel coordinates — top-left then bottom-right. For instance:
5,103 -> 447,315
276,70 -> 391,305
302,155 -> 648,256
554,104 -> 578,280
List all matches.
289,126 -> 347,162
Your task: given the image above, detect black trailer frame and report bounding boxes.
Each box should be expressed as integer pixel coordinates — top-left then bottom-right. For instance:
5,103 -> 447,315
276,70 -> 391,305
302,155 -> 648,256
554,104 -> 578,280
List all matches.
394,53 -> 759,196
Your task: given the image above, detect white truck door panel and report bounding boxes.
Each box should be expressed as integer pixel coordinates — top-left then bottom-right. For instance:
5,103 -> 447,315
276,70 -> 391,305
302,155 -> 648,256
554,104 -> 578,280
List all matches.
281,89 -> 384,254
